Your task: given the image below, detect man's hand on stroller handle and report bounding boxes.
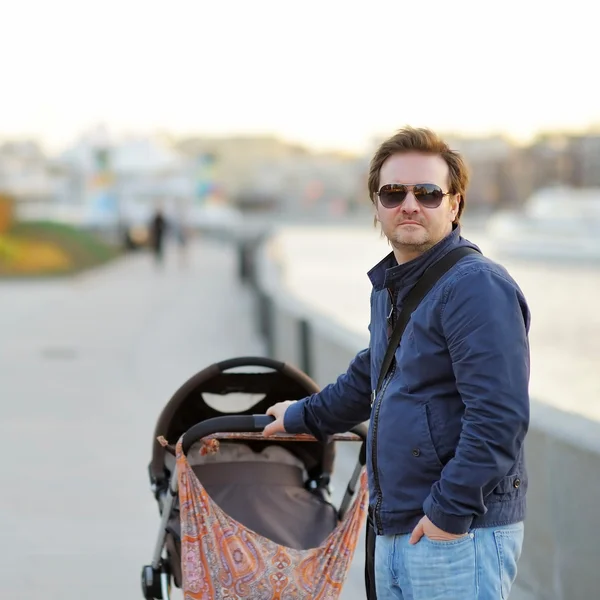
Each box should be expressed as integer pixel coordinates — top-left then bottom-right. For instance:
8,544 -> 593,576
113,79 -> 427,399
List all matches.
263,401 -> 297,437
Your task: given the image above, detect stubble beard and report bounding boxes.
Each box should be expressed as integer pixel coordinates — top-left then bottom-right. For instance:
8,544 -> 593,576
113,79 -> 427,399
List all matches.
388,226 -> 435,257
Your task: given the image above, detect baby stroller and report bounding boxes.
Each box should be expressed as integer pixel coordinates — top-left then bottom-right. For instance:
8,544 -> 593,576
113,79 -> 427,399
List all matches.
141,356 -> 368,600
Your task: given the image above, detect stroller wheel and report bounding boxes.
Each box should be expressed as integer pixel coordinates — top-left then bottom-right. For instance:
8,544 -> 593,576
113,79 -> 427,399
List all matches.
141,565 -> 170,599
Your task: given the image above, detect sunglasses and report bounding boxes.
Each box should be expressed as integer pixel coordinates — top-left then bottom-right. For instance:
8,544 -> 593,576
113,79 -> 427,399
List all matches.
376,183 -> 451,209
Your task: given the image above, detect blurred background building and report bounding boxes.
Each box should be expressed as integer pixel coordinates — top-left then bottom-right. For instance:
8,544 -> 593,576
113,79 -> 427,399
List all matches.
3,128 -> 600,230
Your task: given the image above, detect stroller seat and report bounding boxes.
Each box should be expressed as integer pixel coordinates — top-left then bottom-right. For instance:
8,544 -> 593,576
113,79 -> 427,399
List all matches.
165,441 -> 340,590
189,444 -> 338,550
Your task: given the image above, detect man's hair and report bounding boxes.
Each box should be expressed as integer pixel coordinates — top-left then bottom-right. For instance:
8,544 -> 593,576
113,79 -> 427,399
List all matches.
367,126 -> 469,223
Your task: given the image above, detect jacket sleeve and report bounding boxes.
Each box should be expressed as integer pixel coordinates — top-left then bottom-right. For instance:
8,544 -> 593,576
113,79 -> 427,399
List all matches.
283,346 -> 372,440
423,266 -> 531,534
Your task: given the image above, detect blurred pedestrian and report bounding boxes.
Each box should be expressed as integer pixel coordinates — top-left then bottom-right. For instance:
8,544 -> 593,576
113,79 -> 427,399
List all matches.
149,207 -> 167,266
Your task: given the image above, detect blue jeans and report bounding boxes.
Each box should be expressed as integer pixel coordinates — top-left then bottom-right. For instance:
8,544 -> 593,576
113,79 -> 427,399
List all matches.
374,522 -> 524,599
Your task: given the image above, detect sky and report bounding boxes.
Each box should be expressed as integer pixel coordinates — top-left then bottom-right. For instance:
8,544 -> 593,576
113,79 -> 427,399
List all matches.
1,0 -> 598,153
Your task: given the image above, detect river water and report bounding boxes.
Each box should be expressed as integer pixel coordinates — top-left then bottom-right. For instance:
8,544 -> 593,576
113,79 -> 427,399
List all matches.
271,221 -> 600,423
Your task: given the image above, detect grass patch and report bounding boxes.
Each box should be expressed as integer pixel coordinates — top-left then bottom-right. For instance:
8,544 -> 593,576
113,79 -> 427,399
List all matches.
0,221 -> 123,278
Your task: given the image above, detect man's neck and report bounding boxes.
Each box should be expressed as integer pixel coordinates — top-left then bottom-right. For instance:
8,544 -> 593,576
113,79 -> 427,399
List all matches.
392,245 -> 433,265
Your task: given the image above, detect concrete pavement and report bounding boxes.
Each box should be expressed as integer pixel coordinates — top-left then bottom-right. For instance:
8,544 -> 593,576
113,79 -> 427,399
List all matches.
0,238 -> 367,600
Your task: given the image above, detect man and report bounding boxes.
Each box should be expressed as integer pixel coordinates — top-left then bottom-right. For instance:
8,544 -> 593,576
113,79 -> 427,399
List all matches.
149,206 -> 167,265
263,127 -> 531,599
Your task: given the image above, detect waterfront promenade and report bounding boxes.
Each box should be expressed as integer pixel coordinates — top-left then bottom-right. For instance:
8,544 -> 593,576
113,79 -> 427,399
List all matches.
0,240 -> 365,599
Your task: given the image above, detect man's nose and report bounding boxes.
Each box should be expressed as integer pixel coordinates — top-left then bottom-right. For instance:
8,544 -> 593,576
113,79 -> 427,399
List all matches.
401,191 -> 420,213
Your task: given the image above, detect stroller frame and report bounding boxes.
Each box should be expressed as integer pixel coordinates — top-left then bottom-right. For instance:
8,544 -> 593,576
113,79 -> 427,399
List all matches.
141,357 -> 367,600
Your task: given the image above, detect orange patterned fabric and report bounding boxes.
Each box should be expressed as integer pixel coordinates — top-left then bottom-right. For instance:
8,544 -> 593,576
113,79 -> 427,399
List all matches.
175,439 -> 369,599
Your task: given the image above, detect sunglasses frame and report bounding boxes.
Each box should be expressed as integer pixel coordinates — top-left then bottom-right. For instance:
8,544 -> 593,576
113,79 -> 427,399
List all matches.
376,183 -> 451,209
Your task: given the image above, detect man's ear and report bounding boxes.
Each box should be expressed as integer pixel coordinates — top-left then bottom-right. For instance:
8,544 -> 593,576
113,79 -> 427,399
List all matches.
451,194 -> 461,219
373,200 -> 380,226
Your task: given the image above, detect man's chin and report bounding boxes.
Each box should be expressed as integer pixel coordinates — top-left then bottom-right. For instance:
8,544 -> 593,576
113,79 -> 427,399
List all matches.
394,232 -> 428,247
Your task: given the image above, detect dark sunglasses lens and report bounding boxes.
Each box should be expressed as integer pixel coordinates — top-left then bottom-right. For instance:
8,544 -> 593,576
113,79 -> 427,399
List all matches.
378,185 -> 407,208
413,184 -> 444,208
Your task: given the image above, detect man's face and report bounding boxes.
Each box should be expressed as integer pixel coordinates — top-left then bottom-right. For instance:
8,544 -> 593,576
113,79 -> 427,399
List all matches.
374,152 -> 460,261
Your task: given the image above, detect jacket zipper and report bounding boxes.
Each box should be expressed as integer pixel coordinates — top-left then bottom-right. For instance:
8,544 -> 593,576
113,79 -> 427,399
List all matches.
369,287 -> 399,534
370,362 -> 396,535
387,288 -> 396,333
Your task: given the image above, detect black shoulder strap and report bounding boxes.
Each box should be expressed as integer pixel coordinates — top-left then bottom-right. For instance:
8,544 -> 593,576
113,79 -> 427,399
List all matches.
373,246 -> 480,402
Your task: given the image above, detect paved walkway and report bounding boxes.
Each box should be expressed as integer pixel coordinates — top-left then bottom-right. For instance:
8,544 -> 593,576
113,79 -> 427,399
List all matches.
0,234 -> 529,599
0,239 -> 369,600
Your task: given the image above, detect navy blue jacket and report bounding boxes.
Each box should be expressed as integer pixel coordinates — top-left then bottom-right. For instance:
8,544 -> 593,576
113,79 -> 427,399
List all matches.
284,226 -> 531,536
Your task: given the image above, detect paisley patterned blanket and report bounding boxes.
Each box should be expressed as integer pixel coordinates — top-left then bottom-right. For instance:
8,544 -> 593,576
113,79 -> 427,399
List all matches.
175,439 -> 368,599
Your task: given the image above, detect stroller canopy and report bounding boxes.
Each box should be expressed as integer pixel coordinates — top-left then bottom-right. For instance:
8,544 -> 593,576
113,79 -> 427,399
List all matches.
149,357 -> 336,488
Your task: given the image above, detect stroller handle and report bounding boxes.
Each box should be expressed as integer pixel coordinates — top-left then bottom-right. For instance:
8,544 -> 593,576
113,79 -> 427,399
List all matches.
181,415 -> 367,456
215,356 -> 285,371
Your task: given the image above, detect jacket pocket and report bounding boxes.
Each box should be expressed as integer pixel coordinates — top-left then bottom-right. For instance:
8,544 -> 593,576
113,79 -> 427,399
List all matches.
420,404 -> 444,469
488,474 -> 526,503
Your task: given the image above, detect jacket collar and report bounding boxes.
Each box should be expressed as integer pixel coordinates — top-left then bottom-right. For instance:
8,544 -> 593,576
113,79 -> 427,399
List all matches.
367,225 -> 476,291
